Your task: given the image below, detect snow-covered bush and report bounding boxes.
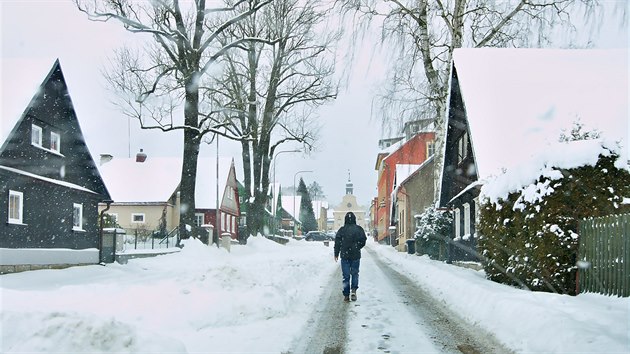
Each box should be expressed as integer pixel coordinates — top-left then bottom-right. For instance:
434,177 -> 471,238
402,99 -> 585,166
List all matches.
414,206 -> 452,260
477,142 -> 630,295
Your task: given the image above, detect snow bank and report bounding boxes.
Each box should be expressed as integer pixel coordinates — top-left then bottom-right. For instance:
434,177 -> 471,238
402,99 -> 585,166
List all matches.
368,242 -> 629,353
0,236 -> 337,353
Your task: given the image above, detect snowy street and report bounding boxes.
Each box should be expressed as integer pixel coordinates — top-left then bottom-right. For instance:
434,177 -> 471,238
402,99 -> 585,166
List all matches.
291,247 -> 509,354
1,237 -> 628,353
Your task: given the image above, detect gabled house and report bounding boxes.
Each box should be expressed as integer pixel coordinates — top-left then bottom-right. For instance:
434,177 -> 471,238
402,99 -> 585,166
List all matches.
280,195 -> 302,235
0,60 -> 111,272
98,154 -> 240,241
439,48 -> 629,262
374,131 -> 435,243
391,156 -> 435,251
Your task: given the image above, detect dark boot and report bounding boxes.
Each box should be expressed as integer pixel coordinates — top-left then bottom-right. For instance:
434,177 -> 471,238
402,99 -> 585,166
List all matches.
350,289 -> 357,301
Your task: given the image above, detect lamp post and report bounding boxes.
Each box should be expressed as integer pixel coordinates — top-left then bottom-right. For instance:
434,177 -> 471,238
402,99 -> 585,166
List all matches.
293,170 -> 313,236
272,149 -> 300,235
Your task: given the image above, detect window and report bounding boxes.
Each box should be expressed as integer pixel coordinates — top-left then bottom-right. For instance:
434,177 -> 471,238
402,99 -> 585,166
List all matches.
463,203 -> 471,238
457,133 -> 468,164
226,188 -> 234,200
31,124 -> 42,146
454,208 -> 461,240
73,203 -> 83,231
232,216 -> 236,233
8,190 -> 23,224
131,213 -> 145,223
50,132 -> 61,153
194,213 -> 204,227
427,141 -> 435,158
222,213 -> 226,231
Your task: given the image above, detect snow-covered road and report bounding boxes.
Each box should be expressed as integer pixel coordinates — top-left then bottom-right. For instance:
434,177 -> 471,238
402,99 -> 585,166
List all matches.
292,246 -> 512,354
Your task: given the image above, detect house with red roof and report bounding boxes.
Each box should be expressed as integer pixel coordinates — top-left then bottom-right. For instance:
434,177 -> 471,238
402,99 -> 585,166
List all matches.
98,153 -> 240,242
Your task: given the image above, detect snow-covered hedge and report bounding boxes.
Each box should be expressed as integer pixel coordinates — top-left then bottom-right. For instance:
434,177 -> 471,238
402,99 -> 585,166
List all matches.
414,206 -> 452,259
477,140 -> 630,295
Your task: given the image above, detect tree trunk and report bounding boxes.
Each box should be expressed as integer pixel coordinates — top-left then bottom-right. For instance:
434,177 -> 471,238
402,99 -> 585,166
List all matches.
179,72 -> 201,240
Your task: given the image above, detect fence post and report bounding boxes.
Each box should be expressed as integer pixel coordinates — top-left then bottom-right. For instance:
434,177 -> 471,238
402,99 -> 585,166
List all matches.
134,229 -> 138,250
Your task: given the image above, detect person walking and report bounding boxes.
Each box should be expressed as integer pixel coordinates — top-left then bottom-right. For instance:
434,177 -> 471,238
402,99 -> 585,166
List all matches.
334,212 -> 367,302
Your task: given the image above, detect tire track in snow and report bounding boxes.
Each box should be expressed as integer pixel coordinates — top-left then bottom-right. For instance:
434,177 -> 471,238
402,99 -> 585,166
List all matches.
361,247 -> 513,354
344,248 -> 442,353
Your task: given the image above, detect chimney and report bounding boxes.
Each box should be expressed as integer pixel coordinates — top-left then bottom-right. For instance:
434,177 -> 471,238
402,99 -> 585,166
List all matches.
99,153 -> 113,166
136,149 -> 147,163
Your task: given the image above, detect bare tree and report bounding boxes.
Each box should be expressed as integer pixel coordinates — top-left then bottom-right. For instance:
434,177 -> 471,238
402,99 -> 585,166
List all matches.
206,0 -> 340,235
340,0 -> 626,200
75,0 -> 273,238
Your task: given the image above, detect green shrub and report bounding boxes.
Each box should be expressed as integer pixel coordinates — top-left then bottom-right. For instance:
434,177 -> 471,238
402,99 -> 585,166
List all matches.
478,153 -> 630,295
415,206 -> 452,260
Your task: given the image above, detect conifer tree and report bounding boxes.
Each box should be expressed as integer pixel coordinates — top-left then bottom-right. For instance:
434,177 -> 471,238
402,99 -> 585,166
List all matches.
297,178 -> 318,232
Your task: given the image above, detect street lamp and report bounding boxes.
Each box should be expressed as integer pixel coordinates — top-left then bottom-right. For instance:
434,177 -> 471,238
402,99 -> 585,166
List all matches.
293,170 -> 313,236
272,150 -> 300,235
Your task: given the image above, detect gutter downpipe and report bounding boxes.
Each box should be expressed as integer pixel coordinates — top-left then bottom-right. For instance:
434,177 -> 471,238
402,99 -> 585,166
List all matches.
98,200 -> 113,264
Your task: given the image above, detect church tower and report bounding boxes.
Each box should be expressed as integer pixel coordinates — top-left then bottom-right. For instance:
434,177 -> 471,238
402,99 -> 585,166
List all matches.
333,170 -> 366,230
345,170 -> 353,195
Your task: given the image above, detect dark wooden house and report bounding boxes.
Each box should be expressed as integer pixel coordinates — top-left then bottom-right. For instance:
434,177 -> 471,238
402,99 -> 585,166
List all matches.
438,48 -> 628,263
0,60 -> 111,272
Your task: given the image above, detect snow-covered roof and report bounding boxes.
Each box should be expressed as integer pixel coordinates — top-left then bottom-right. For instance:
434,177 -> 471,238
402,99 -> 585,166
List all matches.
453,48 -> 629,180
379,139 -> 405,155
98,156 -> 234,208
281,195 -> 302,221
395,164 -> 422,187
311,200 -> 329,219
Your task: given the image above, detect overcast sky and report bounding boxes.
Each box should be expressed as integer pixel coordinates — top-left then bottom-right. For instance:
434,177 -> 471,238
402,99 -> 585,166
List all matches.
1,1 -> 627,208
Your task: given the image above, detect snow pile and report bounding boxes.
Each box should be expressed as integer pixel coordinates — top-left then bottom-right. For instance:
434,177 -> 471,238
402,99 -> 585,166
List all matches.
480,139 -> 627,205
1,237 -> 337,353
368,242 -> 630,353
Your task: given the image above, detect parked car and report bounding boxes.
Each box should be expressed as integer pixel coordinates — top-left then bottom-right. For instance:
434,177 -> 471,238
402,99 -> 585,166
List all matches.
305,231 -> 331,241
326,230 -> 336,239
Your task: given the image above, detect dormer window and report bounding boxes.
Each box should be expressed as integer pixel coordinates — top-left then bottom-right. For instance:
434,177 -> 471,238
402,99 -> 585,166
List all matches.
31,124 -> 42,146
50,132 -> 61,153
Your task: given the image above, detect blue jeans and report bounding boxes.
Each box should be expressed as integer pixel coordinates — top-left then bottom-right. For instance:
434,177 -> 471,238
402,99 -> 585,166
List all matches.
340,258 -> 361,296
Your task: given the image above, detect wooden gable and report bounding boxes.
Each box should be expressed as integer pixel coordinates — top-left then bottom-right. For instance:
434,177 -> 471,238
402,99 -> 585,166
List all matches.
0,60 -> 110,200
438,66 -> 477,209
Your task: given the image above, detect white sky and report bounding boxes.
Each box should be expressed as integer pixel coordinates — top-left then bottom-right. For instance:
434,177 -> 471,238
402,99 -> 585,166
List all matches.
0,0 -> 385,208
1,238 -> 628,352
1,1 -> 627,207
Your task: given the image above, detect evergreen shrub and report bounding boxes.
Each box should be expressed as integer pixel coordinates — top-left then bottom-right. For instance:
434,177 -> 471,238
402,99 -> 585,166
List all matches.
478,153 -> 630,295
415,206 -> 452,260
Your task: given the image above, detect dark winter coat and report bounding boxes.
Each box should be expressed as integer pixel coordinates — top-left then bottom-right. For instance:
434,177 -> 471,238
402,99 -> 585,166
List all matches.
334,212 -> 367,260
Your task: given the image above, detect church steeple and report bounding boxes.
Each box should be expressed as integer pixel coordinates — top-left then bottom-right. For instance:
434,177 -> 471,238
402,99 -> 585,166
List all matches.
345,169 -> 353,195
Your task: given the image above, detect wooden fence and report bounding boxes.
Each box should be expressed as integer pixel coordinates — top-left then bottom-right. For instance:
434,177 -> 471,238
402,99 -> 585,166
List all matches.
578,213 -> 629,297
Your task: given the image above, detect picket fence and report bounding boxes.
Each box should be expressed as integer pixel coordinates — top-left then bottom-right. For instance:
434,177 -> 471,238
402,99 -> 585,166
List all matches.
578,213 -> 630,297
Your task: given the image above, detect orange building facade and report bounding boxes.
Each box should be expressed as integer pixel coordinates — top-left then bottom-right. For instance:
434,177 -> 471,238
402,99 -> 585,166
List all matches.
373,132 -> 435,243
